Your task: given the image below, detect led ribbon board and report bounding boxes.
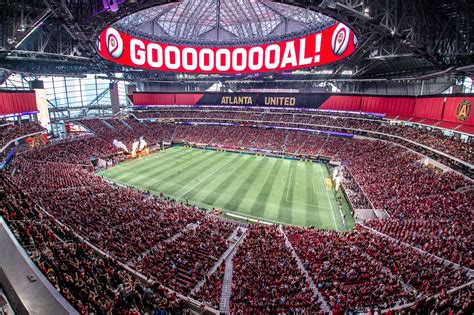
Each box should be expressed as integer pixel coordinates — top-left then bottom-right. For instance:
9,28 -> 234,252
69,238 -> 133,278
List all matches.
97,22 -> 357,74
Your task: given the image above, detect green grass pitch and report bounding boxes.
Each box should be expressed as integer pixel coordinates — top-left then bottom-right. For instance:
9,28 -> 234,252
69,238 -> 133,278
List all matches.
99,146 -> 355,230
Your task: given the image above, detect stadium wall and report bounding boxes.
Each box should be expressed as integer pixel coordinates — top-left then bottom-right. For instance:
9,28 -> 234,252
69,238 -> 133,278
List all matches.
318,95 -> 361,111
360,96 -> 415,115
412,97 -> 445,120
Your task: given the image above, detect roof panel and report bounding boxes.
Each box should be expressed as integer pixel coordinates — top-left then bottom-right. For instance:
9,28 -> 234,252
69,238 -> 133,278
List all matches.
113,0 -> 337,43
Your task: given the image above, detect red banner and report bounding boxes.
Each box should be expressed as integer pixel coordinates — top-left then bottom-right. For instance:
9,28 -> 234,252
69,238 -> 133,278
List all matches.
319,95 -> 361,111
97,23 -> 357,74
0,91 -> 38,116
132,93 -> 175,106
413,97 -> 444,120
175,94 -> 204,106
361,96 -> 415,115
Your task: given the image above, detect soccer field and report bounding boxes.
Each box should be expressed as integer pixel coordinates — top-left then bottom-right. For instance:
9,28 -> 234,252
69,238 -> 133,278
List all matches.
100,146 -> 354,230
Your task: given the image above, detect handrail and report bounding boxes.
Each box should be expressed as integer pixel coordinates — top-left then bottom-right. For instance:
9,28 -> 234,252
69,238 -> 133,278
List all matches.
133,108 -> 385,123
0,131 -> 45,154
279,225 -> 330,312
339,183 -> 357,212
381,280 -> 473,313
132,106 -> 474,137
24,158 -> 93,169
139,116 -> 473,169
34,204 -> 219,314
0,217 -> 79,315
361,223 -> 473,273
344,168 -> 377,211
171,118 -> 472,182
191,227 -> 247,297
359,224 -> 473,313
390,117 -> 474,137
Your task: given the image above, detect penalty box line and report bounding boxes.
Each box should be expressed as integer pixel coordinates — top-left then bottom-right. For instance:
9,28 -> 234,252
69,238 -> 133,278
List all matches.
318,164 -> 339,230
284,167 -> 334,212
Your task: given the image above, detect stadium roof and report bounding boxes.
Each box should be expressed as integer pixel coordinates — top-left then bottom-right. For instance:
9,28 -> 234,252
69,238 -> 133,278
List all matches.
0,0 -> 472,82
113,0 -> 336,45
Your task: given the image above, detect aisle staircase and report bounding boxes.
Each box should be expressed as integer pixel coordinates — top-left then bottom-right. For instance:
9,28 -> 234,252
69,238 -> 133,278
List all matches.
191,227 -> 246,294
120,119 -> 133,129
125,222 -> 200,266
101,119 -> 115,130
218,245 -> 237,313
279,225 -> 330,312
219,229 -> 247,314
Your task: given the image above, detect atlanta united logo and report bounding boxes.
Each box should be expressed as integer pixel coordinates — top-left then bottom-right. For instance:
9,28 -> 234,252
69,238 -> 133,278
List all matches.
106,28 -> 124,59
456,100 -> 471,121
331,23 -> 350,56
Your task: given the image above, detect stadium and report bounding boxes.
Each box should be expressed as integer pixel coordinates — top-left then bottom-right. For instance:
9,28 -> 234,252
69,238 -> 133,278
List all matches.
0,0 -> 472,314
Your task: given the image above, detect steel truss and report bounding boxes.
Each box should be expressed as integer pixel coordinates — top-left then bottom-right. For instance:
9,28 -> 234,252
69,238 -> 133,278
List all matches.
291,0 -> 474,79
114,0 -> 335,46
0,0 -> 471,80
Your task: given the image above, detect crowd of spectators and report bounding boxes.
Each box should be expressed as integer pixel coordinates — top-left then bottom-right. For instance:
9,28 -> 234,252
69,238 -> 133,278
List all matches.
25,135 -> 115,164
31,243 -> 185,314
132,219 -> 235,295
379,125 -> 473,164
231,225 -> 319,313
367,219 -> 472,269
340,140 -> 473,221
285,227 -> 409,312
9,153 -> 238,300
3,149 -> 235,309
285,227 -> 471,313
133,108 -> 473,164
0,121 -> 44,148
21,118 -> 178,165
134,109 -> 385,139
408,284 -> 473,314
0,114 -> 471,313
0,175 -> 186,314
77,118 -> 165,150
191,264 -> 225,310
10,157 -> 208,264
35,114 -> 471,175
339,171 -> 373,210
170,124 -> 347,156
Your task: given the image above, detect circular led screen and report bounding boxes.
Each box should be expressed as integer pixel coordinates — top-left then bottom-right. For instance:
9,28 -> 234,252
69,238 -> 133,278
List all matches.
97,2 -> 357,73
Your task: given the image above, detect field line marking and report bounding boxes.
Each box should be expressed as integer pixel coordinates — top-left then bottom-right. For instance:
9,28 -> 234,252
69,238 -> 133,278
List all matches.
318,165 -> 338,230
285,167 -> 293,202
282,164 -> 332,209
178,154 -> 239,199
290,200 -> 333,210
286,177 -> 327,197
285,165 -> 330,210
281,172 -> 327,195
110,147 -> 194,181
